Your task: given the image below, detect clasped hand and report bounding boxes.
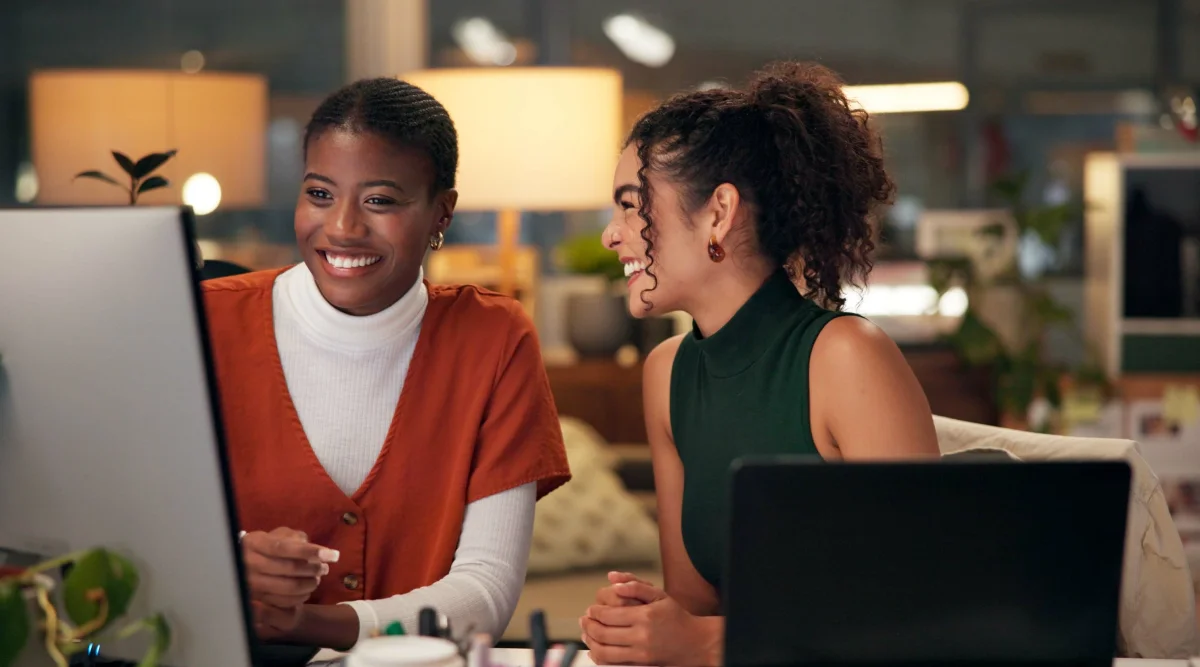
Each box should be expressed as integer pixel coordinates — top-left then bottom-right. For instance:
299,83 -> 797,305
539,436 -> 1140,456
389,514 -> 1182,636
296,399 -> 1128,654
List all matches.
580,572 -> 714,666
241,527 -> 336,640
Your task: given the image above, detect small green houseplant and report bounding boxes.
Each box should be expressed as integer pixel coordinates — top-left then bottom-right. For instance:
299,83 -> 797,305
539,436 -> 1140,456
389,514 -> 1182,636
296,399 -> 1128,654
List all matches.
555,231 -> 626,283
0,548 -> 169,667
74,150 -> 177,205
927,172 -> 1109,431
554,231 -> 633,358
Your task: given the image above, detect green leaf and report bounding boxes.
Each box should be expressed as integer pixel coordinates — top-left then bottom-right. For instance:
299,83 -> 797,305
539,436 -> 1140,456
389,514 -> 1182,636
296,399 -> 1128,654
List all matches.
925,257 -> 972,295
137,176 -> 169,195
1029,290 -> 1074,327
63,549 -> 139,634
112,152 -> 137,178
1024,203 -> 1077,246
996,356 -> 1039,416
119,614 -> 171,667
555,232 -> 625,282
74,170 -> 123,188
1039,368 -> 1064,409
946,309 -> 1006,367
131,151 -> 177,180
0,581 -> 29,667
990,171 -> 1029,205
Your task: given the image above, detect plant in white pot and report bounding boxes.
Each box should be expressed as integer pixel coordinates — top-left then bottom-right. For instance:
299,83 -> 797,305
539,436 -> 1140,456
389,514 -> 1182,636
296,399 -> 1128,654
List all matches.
554,232 -> 634,359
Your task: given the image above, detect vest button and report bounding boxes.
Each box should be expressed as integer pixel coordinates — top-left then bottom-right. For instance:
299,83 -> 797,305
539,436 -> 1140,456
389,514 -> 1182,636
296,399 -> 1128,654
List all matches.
343,574 -> 360,590
342,512 -> 358,526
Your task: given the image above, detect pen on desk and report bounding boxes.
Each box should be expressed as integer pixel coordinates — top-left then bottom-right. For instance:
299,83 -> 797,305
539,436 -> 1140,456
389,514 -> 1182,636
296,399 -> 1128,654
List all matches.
560,641 -> 580,667
530,609 -> 548,667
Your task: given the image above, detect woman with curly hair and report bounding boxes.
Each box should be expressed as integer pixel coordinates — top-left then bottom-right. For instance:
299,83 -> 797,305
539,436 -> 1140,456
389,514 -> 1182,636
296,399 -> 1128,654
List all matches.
581,62 -> 941,666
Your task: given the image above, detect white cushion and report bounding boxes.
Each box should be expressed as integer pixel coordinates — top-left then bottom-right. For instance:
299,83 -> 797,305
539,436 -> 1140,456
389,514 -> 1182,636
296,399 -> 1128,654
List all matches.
527,417 -> 660,575
934,415 -> 1200,659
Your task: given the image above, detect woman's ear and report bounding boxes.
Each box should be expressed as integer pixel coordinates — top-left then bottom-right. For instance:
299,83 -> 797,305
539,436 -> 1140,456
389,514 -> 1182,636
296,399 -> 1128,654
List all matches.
437,189 -> 458,232
708,183 -> 742,245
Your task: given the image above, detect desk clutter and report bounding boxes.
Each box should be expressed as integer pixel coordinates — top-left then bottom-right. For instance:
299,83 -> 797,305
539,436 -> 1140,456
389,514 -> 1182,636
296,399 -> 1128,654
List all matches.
317,608 -> 579,667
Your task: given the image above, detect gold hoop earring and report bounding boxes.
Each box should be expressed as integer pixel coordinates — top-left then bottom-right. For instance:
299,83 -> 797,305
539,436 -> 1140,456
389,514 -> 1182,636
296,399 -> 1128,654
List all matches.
429,230 -> 445,251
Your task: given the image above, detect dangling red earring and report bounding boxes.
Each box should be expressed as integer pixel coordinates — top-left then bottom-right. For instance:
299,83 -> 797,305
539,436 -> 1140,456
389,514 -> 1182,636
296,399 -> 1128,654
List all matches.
707,235 -> 725,263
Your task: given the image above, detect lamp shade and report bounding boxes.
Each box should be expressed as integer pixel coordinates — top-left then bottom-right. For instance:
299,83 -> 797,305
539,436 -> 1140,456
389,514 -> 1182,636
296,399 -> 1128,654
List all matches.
30,69 -> 267,210
402,67 -> 623,212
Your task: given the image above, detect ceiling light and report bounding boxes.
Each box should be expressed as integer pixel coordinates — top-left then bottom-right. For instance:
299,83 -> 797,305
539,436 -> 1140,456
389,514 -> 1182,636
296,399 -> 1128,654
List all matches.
603,14 -> 674,68
452,17 -> 517,67
842,81 -> 969,114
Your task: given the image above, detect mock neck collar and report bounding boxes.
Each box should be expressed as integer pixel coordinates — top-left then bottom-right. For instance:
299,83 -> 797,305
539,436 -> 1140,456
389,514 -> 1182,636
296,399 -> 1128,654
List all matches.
277,262 -> 428,353
690,270 -> 809,377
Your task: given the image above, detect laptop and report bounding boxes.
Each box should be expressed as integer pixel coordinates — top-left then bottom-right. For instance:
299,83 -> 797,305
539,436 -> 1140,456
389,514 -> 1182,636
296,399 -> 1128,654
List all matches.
723,458 -> 1131,667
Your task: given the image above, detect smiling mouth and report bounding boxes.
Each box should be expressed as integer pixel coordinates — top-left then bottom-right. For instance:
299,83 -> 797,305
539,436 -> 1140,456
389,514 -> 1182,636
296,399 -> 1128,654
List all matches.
623,259 -> 647,282
320,251 -> 382,270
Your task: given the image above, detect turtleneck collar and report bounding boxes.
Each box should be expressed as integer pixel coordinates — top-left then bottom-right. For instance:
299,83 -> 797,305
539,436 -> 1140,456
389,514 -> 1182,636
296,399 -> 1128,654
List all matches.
690,269 -> 811,378
277,262 -> 428,353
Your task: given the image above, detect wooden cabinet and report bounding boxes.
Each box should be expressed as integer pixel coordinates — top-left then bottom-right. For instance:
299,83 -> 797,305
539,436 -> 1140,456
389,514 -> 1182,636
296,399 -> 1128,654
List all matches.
545,344 -> 997,445
545,360 -> 645,444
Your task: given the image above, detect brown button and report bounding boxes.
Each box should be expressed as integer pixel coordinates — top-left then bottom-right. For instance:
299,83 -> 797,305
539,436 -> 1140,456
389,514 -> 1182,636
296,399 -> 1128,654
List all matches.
343,574 -> 360,590
342,512 -> 358,526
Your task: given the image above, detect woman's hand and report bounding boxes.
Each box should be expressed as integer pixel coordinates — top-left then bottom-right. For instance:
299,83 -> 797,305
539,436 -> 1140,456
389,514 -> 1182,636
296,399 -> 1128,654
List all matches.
594,571 -> 654,608
250,600 -> 306,640
241,527 -> 335,637
580,580 -> 723,666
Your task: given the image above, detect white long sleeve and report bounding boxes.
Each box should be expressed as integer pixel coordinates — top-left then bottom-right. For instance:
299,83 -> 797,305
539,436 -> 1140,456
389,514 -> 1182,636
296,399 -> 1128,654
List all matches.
342,482 -> 536,643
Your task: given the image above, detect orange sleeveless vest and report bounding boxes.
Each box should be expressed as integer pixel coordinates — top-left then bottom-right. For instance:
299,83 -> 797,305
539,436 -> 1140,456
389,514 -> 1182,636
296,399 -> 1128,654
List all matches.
202,268 -> 570,604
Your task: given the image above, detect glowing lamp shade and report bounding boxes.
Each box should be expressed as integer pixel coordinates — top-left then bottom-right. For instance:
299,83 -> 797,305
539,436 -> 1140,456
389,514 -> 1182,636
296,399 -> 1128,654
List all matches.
401,68 -> 623,212
30,70 -> 267,211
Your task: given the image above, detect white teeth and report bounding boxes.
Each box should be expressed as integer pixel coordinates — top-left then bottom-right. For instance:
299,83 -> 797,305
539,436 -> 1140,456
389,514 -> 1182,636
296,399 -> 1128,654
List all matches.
623,260 -> 646,277
325,253 -> 381,270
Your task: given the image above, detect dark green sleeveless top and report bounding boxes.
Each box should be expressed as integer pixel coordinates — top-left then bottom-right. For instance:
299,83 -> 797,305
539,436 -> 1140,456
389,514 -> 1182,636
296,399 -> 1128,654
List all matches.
669,269 -> 854,592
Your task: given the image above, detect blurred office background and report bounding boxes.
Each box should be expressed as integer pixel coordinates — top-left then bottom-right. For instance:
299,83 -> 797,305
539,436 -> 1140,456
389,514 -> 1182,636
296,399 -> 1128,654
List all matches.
3,0 -> 1200,637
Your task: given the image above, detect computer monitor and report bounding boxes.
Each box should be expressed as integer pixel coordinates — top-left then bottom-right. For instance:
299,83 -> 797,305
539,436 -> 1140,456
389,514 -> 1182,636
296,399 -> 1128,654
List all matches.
0,207 -> 251,665
724,459 -> 1131,667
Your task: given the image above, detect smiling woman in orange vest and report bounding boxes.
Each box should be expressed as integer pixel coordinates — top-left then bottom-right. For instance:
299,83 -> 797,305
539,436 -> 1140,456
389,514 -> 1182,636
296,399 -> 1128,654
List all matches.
202,78 -> 571,651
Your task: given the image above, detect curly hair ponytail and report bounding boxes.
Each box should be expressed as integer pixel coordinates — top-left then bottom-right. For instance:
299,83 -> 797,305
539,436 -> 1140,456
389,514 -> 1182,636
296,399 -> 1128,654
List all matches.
627,61 -> 893,309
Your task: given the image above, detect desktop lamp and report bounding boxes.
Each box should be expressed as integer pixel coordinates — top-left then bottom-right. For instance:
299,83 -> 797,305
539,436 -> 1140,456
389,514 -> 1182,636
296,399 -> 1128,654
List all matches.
401,67 -> 623,296
29,69 -> 267,214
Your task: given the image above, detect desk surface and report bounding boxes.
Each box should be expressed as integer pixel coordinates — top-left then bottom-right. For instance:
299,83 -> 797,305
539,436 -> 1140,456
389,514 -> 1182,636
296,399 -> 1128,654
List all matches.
489,648 -> 1195,667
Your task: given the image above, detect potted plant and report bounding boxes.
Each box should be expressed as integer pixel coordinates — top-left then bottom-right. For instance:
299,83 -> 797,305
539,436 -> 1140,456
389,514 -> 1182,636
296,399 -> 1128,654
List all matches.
928,172 -> 1110,432
554,232 -> 634,358
74,150 -> 176,205
0,548 -> 169,667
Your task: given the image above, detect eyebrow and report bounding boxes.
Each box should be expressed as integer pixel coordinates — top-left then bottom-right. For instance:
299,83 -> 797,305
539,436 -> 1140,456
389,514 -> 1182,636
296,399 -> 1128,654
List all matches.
303,173 -> 405,193
613,184 -> 638,205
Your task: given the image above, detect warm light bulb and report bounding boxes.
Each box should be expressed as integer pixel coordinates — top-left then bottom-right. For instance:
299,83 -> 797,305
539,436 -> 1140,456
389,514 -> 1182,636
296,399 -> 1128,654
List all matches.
938,287 -> 969,317
181,50 -> 206,74
15,162 -> 38,203
183,173 -> 222,215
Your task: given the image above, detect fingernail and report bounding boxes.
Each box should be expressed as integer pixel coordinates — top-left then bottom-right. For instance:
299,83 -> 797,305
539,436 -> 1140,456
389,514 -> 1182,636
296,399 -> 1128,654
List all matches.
318,548 -> 340,563
320,563 -> 330,575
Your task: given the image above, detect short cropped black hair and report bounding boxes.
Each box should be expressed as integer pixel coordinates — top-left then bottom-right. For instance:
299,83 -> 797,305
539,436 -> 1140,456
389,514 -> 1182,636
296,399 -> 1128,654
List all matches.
304,77 -> 458,194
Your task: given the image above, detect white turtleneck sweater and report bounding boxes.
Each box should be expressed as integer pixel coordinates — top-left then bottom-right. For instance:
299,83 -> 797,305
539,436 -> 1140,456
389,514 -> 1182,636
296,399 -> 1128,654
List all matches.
272,263 -> 533,646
